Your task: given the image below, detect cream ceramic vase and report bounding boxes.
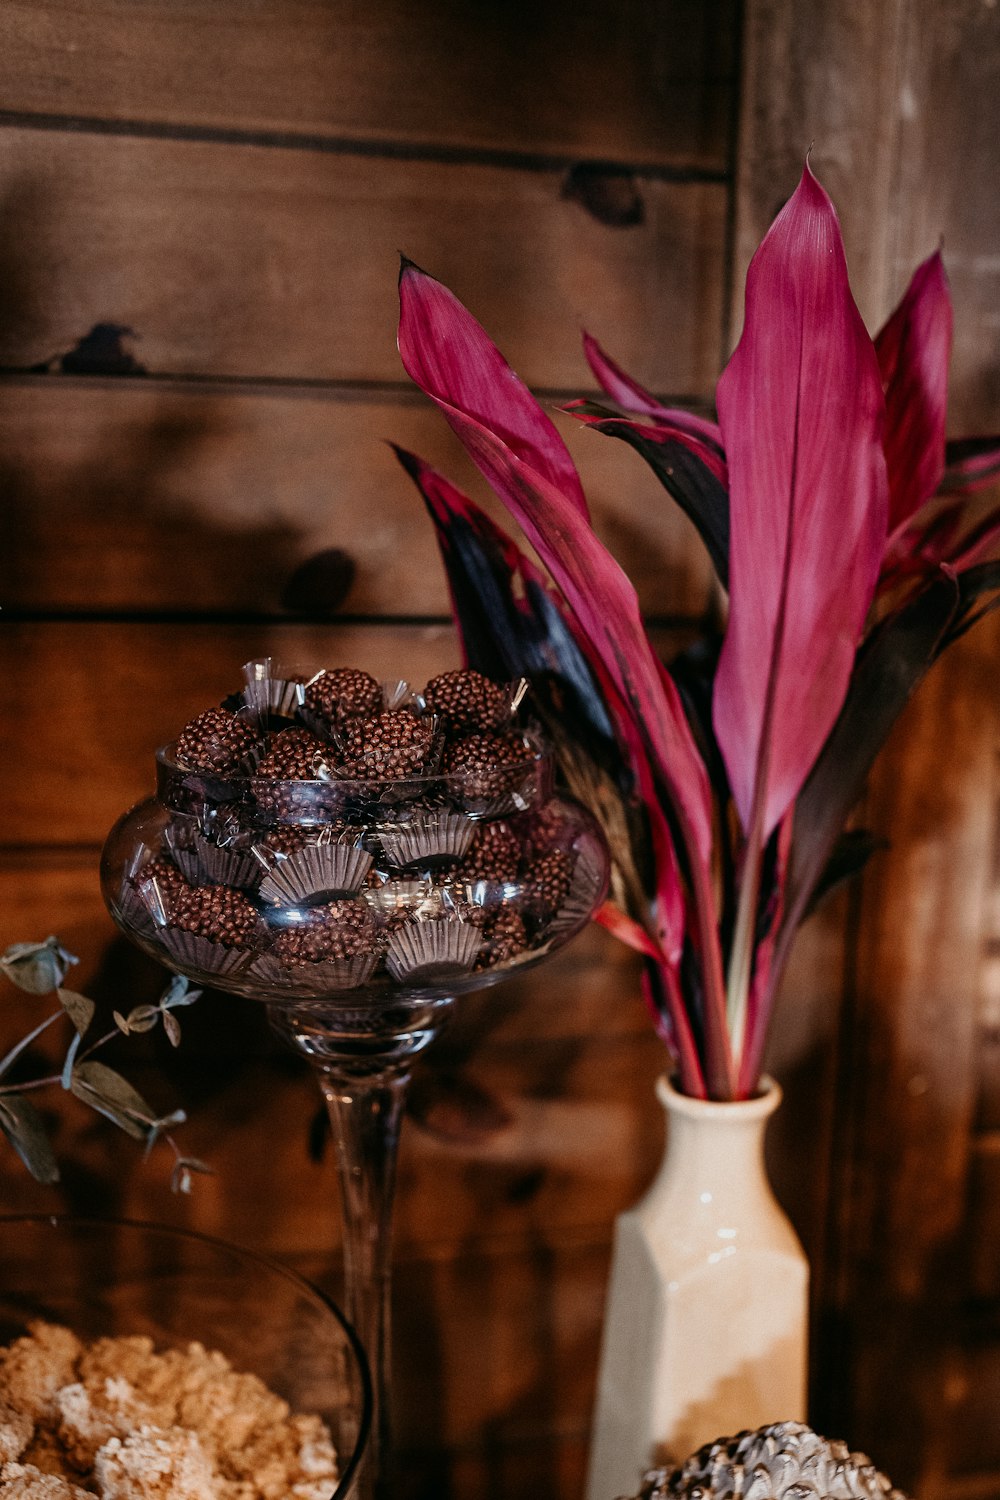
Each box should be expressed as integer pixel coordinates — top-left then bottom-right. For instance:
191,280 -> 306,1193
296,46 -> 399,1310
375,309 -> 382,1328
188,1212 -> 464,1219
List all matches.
586,1075 -> 808,1500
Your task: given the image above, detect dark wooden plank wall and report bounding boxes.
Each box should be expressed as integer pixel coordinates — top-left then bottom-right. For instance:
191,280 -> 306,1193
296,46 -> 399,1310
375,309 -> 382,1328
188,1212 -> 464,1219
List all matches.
0,5 -> 744,1497
737,3 -> 1000,1496
4,3 -> 998,1496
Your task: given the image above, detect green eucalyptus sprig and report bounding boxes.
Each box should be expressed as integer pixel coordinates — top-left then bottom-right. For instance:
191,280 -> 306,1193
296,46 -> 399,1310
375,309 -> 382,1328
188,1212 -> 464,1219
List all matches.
0,936 -> 211,1192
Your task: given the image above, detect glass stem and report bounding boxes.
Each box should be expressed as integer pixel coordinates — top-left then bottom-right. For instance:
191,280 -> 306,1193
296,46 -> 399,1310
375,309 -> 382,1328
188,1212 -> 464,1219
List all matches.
317,1066 -> 409,1500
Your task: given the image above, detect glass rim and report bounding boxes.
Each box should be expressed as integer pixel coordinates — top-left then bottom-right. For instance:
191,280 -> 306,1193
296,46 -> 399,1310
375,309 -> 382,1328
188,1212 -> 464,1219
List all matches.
0,1211 -> 373,1498
156,735 -> 552,794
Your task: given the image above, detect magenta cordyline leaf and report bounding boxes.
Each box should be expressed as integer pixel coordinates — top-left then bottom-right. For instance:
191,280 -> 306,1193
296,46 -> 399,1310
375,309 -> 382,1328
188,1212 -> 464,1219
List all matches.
398,261 -> 736,1096
569,400 -> 730,584
582,331 -> 724,446
713,163 -> 890,841
398,262 -> 713,864
397,257 -> 588,518
876,251 -> 952,535
943,436 -> 1000,493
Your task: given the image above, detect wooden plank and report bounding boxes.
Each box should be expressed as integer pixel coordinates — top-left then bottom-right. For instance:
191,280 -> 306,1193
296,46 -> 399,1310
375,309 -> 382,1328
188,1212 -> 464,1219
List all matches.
736,8 -> 1000,1492
732,0 -> 906,334
0,0 -> 737,171
735,2 -> 1000,423
0,620 -> 460,845
0,620 -> 699,847
0,380 -> 718,616
0,128 -> 728,391
967,1134 -> 1000,1300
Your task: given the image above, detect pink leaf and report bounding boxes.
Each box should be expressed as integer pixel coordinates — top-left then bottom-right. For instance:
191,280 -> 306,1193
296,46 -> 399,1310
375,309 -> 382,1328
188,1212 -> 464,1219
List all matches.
399,263 -> 714,865
595,902 -> 663,961
582,331 -> 724,446
713,162 -> 889,839
876,251 -> 953,534
397,257 -> 588,517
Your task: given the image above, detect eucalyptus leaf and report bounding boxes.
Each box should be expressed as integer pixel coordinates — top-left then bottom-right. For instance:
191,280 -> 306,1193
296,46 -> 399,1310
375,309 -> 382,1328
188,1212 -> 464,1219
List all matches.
1,938 -> 77,995
70,1061 -> 155,1141
161,976 -> 201,1010
0,1095 -> 60,1183
57,987 -> 95,1037
60,1029 -> 83,1091
171,1156 -> 214,1194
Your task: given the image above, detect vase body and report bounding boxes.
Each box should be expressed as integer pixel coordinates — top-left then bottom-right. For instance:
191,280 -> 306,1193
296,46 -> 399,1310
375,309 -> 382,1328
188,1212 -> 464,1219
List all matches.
586,1075 -> 808,1500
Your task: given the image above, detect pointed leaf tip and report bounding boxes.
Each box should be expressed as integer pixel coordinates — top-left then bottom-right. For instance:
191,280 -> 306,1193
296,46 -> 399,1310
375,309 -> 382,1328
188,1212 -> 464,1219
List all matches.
714,162 -> 888,839
398,261 -> 589,516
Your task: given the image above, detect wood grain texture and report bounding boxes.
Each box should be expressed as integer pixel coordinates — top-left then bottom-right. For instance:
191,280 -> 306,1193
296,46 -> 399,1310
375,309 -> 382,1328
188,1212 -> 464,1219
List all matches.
0,378 -> 718,616
737,5 -> 1000,1492
0,0 -> 737,170
0,621 -> 460,845
0,129 -> 728,390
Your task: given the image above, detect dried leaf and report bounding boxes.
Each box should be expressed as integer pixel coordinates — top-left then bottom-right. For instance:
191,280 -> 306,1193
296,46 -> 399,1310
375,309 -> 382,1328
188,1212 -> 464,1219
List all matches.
0,1095 -> 60,1183
70,1061 -> 154,1141
1,938 -> 77,995
57,987 -> 95,1037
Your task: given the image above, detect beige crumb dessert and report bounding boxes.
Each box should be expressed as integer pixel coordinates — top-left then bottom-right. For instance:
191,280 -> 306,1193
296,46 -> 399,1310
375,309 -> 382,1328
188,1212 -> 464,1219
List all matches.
0,1322 -> 338,1500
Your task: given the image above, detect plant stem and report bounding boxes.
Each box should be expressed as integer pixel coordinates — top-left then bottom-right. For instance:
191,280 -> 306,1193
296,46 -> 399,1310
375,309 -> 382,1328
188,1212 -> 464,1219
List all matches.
0,1011 -> 63,1083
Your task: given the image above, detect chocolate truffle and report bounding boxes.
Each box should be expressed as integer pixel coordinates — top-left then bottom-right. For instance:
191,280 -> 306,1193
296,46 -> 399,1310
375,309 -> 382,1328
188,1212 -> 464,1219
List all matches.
424,669 -> 509,734
340,710 -> 433,779
304,667 -> 382,727
256,728 -> 330,780
175,708 -> 259,775
483,906 -> 527,965
272,898 -> 374,965
461,821 -> 523,884
526,848 -> 573,915
167,885 -> 262,951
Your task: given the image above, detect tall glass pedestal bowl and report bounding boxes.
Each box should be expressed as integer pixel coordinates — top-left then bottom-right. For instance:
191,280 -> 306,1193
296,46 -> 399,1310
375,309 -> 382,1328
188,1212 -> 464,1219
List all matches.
101,745 -> 609,1498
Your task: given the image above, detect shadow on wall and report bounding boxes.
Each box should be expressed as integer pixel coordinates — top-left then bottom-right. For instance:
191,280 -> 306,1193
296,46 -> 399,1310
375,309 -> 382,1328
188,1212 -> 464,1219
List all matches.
0,182 -> 356,617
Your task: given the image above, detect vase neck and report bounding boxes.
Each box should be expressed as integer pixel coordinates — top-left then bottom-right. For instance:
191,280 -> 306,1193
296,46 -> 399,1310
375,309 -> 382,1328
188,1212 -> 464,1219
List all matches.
647,1074 -> 781,1206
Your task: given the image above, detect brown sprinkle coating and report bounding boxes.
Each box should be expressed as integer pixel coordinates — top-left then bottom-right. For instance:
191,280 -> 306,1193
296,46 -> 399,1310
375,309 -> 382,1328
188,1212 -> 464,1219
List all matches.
257,823 -> 351,858
255,729 -> 330,781
175,710 -> 259,775
484,906 -> 527,965
526,848 -> 574,914
272,899 -> 374,965
303,668 -> 382,726
166,886 -> 262,951
423,670 -> 509,733
134,856 -> 187,894
461,821 -> 523,884
340,711 -> 433,779
442,731 -> 532,778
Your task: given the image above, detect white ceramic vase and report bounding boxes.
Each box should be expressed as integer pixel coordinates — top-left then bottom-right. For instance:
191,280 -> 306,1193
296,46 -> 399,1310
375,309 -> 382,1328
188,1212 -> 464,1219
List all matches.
586,1074 -> 808,1500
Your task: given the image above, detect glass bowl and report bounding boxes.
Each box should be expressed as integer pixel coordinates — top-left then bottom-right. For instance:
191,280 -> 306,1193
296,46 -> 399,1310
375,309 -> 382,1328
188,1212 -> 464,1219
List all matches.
100,743 -> 609,1009
0,1215 -> 371,1499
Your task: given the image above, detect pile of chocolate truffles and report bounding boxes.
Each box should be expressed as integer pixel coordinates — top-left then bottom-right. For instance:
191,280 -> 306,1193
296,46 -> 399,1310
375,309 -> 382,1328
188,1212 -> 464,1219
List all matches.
115,663 -> 597,994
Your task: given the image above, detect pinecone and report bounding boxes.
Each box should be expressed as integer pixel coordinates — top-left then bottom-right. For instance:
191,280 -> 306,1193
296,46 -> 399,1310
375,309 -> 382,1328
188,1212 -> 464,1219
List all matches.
482,906 -> 527,965
257,728 -> 331,780
304,668 -> 382,727
461,821 -> 523,883
525,848 -> 573,914
341,710 -> 434,778
175,708 -> 260,774
166,885 -> 262,951
272,898 -> 373,965
634,1422 -> 907,1500
424,669 -> 510,733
